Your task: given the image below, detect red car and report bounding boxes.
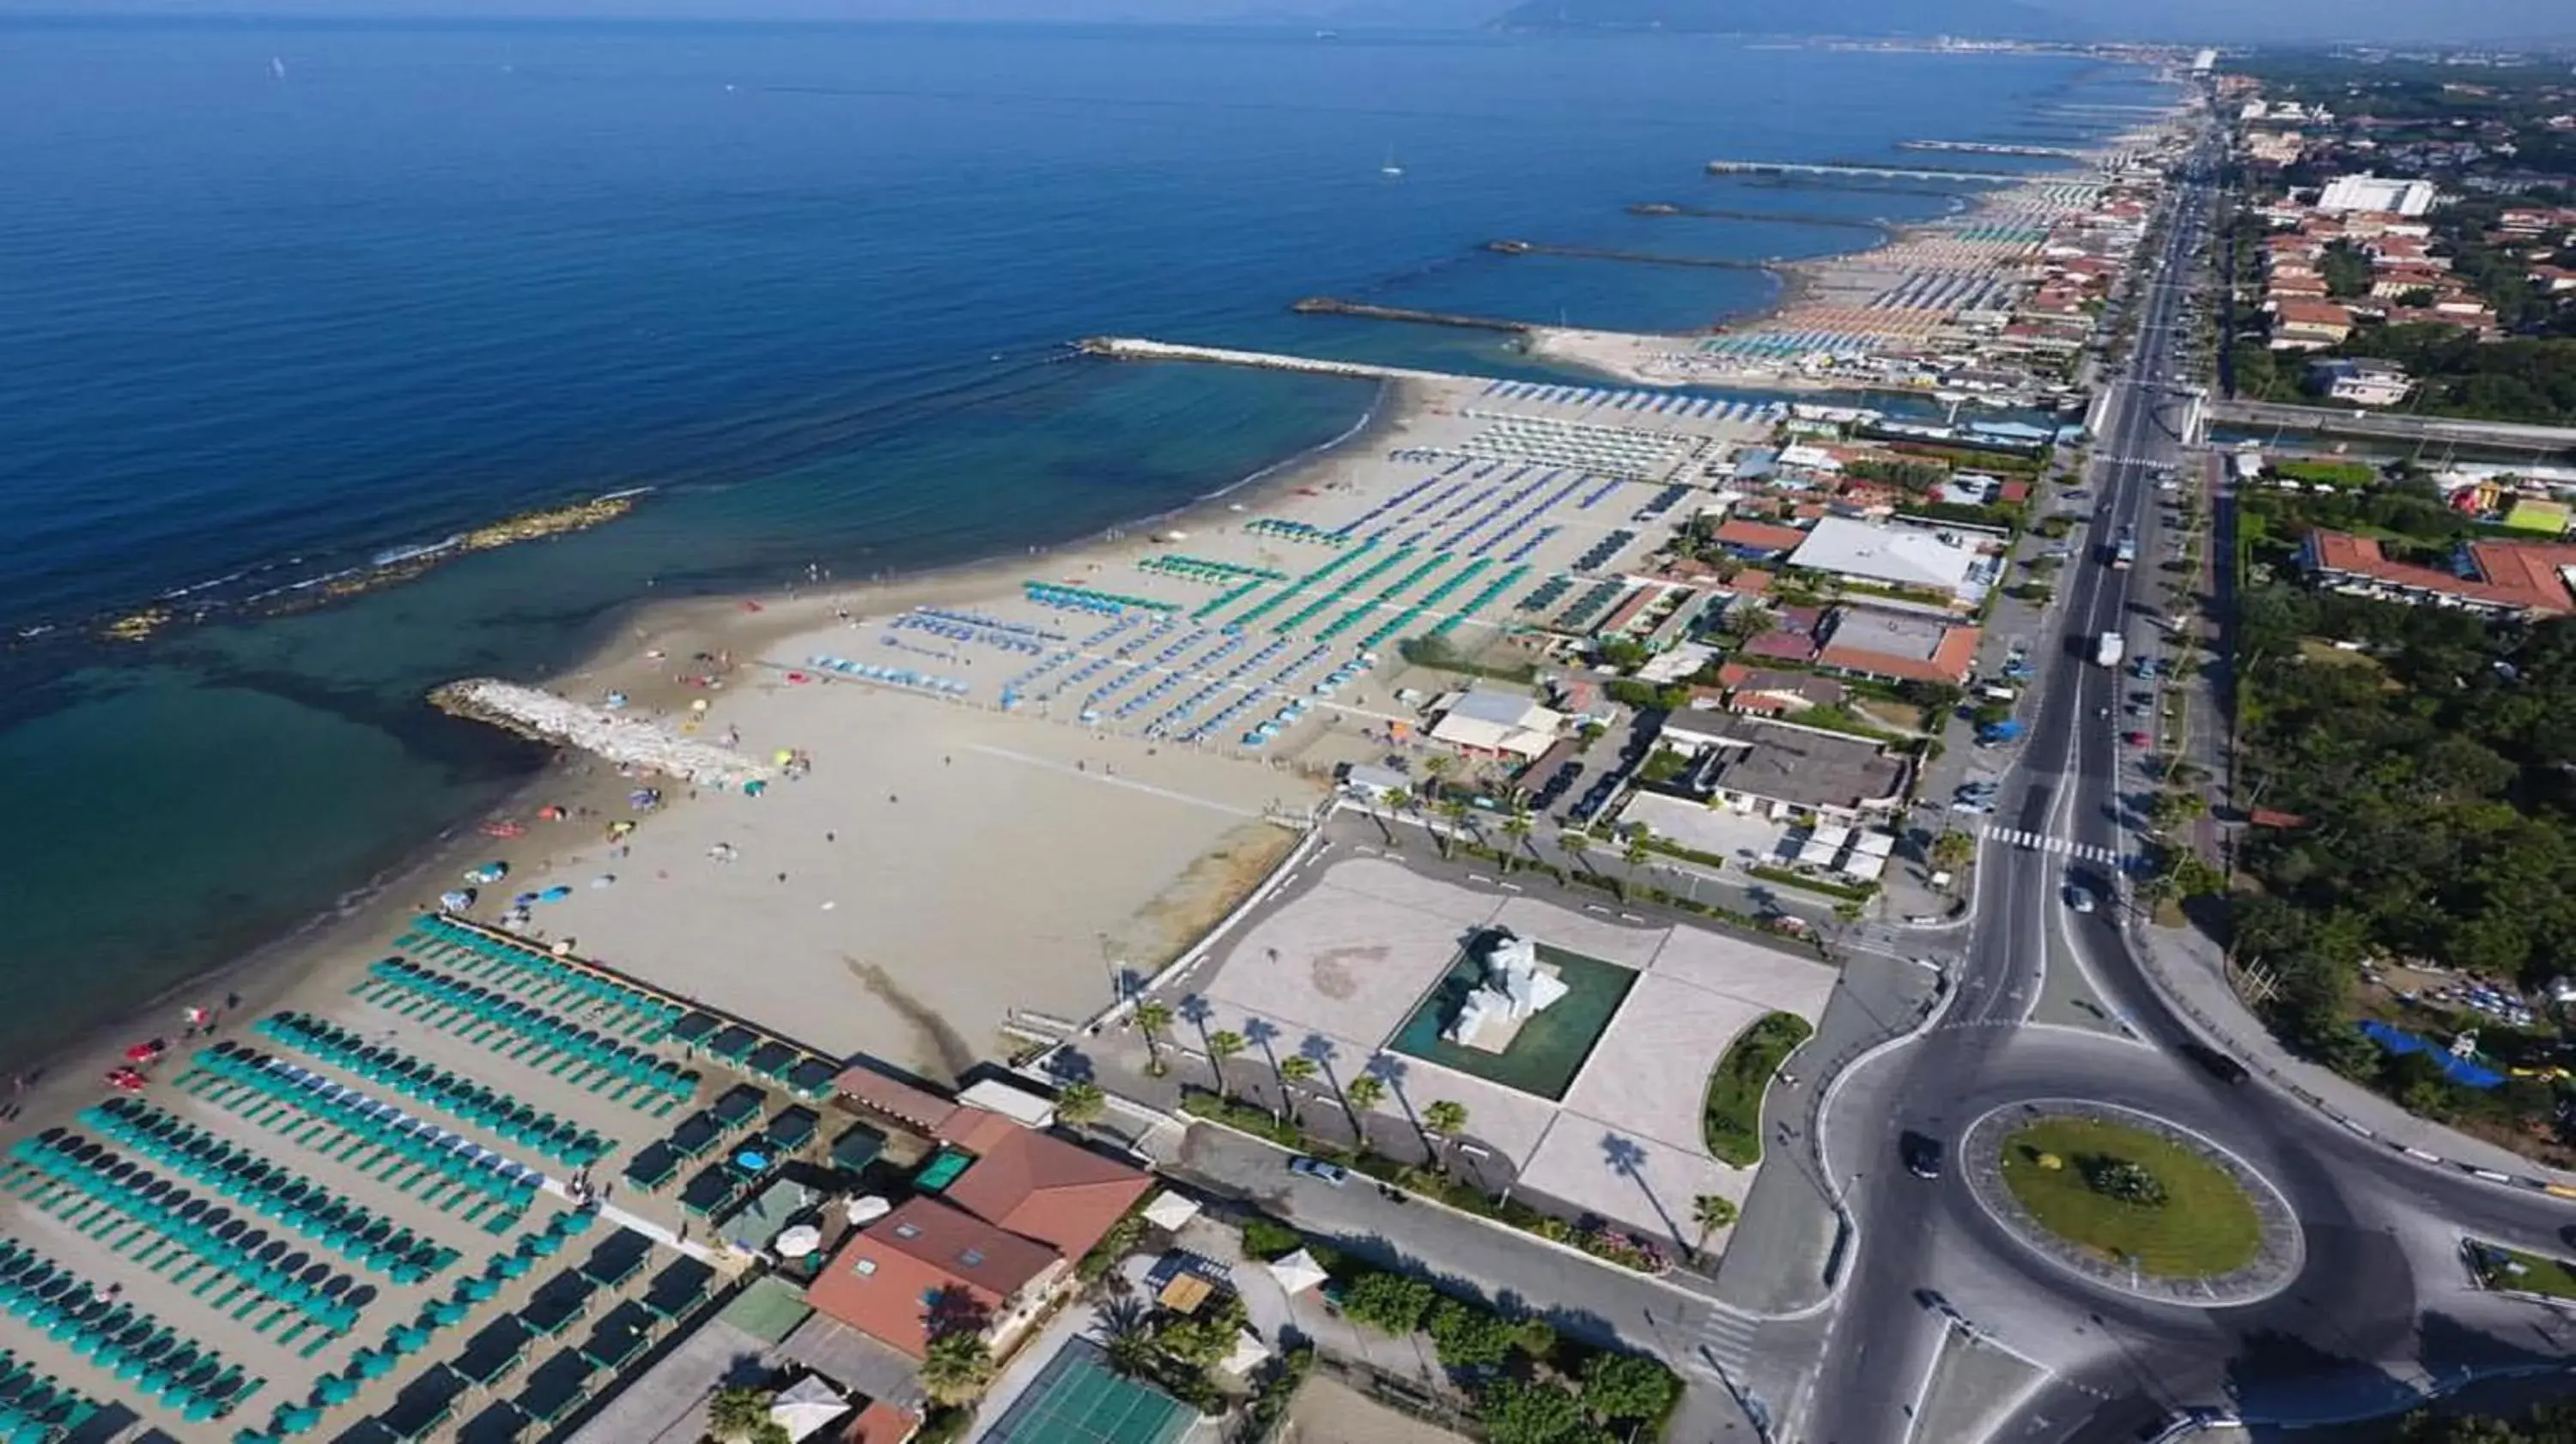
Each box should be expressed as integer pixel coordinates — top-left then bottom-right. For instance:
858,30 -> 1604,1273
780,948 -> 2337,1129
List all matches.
103,1067 -> 148,1094
2123,731 -> 2151,748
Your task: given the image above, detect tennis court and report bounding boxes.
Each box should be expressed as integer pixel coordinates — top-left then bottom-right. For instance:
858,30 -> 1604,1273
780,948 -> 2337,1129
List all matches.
981,1338 -> 1199,1444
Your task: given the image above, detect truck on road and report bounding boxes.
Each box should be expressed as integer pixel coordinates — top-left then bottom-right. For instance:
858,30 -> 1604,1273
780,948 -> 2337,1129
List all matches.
2095,632 -> 2125,668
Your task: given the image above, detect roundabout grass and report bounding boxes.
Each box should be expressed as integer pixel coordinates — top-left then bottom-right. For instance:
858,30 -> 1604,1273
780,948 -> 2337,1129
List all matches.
1997,1116 -> 2262,1277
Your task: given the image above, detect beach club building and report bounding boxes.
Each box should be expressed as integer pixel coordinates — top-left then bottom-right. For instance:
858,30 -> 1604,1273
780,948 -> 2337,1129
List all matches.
1784,516 -> 1992,609
809,1071 -> 1151,1361
1427,686 -> 1566,762
1653,710 -> 1909,822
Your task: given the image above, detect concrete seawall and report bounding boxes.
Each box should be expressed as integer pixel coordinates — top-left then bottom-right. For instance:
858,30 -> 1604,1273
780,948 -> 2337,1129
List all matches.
1076,336 -> 1465,386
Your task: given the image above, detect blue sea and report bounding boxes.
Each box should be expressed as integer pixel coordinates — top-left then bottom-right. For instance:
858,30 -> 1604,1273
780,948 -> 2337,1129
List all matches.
0,16 -> 2171,1065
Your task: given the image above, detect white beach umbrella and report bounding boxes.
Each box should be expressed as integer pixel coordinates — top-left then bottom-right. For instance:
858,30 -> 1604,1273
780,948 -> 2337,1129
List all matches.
774,1225 -> 823,1259
1267,1248 -> 1328,1295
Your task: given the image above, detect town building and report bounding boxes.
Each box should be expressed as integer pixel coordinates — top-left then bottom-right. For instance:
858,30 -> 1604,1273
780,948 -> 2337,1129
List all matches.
1426,687 -> 1565,761
2317,173 -> 2439,216
804,1095 -> 1152,1362
1814,607 -> 1983,686
2306,358 -> 2414,408
2299,530 -> 2576,618
1653,711 -> 1908,821
1784,516 -> 1991,607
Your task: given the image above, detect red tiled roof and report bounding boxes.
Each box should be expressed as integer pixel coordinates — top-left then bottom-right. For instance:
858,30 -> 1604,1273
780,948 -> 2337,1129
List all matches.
1728,569 -> 1774,596
2304,531 -> 2576,615
845,1401 -> 920,1444
1713,519 -> 1810,554
832,1065 -> 962,1137
942,1128 -> 1153,1259
805,1198 -> 1060,1359
2273,299 -> 2353,326
1818,625 -> 1983,685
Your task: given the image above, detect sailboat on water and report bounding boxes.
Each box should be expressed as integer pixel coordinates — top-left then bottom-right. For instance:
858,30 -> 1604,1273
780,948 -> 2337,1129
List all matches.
1380,146 -> 1404,179
269,55 -> 287,81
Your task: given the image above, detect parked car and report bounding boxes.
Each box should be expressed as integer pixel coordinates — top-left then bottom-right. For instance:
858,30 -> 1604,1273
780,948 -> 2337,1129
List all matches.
1287,1156 -> 1349,1186
2066,885 -> 2096,913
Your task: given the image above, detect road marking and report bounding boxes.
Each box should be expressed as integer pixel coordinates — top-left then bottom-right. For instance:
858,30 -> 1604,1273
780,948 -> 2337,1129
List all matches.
1976,825 -> 2130,868
1686,1306 -> 1762,1380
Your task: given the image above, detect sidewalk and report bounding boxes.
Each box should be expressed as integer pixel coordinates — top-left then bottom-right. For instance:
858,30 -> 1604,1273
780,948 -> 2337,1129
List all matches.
2140,919 -> 2576,1186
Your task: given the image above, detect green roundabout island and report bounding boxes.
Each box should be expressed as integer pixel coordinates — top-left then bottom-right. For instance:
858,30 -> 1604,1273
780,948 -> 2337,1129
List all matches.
1965,1102 -> 2298,1301
1999,1116 -> 2262,1275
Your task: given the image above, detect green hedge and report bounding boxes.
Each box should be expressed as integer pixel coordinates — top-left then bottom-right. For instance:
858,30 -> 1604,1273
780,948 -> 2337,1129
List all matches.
1703,1012 -> 1815,1166
1746,865 -> 1877,902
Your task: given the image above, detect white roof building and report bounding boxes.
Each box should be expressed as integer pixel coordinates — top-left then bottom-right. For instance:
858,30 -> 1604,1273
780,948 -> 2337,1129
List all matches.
2318,173 -> 2437,217
1429,688 -> 1564,760
1786,516 -> 1984,600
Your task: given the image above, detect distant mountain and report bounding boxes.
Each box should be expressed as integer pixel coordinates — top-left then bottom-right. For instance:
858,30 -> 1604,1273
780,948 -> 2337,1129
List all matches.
1490,0 -> 2082,39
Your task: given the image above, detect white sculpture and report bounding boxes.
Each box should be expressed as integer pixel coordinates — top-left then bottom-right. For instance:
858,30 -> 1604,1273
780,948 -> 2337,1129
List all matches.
1445,931 -> 1570,1050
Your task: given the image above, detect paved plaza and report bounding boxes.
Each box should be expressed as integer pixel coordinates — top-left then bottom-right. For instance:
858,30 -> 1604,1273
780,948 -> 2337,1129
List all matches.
1175,858 -> 1833,1251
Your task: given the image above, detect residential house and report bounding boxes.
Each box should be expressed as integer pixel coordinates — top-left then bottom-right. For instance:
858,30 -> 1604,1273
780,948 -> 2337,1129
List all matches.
1814,607 -> 1983,687
2299,530 -> 2576,618
1711,519 -> 1811,561
2269,299 -> 2354,350
2306,358 -> 2413,408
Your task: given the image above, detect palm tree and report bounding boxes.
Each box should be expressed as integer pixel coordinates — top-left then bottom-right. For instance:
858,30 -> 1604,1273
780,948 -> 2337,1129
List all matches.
1206,1029 -> 1247,1102
1434,798 -> 1472,858
1832,898 -> 1866,927
1341,1072 -> 1385,1142
919,1332 -> 996,1405
1278,1055 -> 1318,1121
1423,1099 -> 1468,1172
1133,1000 -> 1172,1078
1560,827 -> 1595,877
1929,830 -> 1976,874
708,1386 -> 772,1442
1622,828 -> 1651,897
1055,1081 -> 1106,1129
1499,810 -> 1534,870
1422,753 -> 1455,797
1689,1193 -> 1739,1264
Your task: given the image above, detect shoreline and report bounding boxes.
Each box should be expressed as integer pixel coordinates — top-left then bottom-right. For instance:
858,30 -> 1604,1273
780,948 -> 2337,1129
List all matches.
0,374 -> 1416,1135
0,114 -> 2161,1140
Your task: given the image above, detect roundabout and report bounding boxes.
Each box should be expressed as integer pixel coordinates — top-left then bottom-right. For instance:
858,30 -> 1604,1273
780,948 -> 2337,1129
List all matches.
1961,1099 -> 2305,1307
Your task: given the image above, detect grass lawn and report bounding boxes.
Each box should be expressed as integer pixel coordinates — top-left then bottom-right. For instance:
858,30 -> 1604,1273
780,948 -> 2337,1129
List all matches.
1702,1012 -> 1813,1166
2474,1242 -> 2576,1299
1997,1118 -> 2262,1277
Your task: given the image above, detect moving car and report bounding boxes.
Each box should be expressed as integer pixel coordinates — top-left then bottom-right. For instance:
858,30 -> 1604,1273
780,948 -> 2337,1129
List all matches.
1900,1131 -> 1944,1180
1287,1156 -> 1349,1186
2066,885 -> 2096,913
2180,1041 -> 2249,1085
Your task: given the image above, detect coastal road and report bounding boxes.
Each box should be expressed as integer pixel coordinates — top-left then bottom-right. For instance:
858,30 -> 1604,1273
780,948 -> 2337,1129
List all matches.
1795,144 -> 2576,1444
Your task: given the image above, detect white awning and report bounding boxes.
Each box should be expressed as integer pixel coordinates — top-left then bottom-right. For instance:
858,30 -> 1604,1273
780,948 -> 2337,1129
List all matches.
1267,1248 -> 1329,1295
1142,1191 -> 1201,1232
769,1375 -> 850,1442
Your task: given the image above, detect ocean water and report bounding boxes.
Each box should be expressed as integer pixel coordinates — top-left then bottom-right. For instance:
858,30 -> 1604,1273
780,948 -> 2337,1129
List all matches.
0,17 -> 2168,1065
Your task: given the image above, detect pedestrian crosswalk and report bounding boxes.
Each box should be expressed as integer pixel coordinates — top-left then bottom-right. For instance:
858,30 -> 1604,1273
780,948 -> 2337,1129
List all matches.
1979,825 -> 2132,869
1686,1304 -> 1763,1380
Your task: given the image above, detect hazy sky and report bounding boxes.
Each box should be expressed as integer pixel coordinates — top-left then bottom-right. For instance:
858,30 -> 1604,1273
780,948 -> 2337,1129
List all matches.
15,0 -> 2575,44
